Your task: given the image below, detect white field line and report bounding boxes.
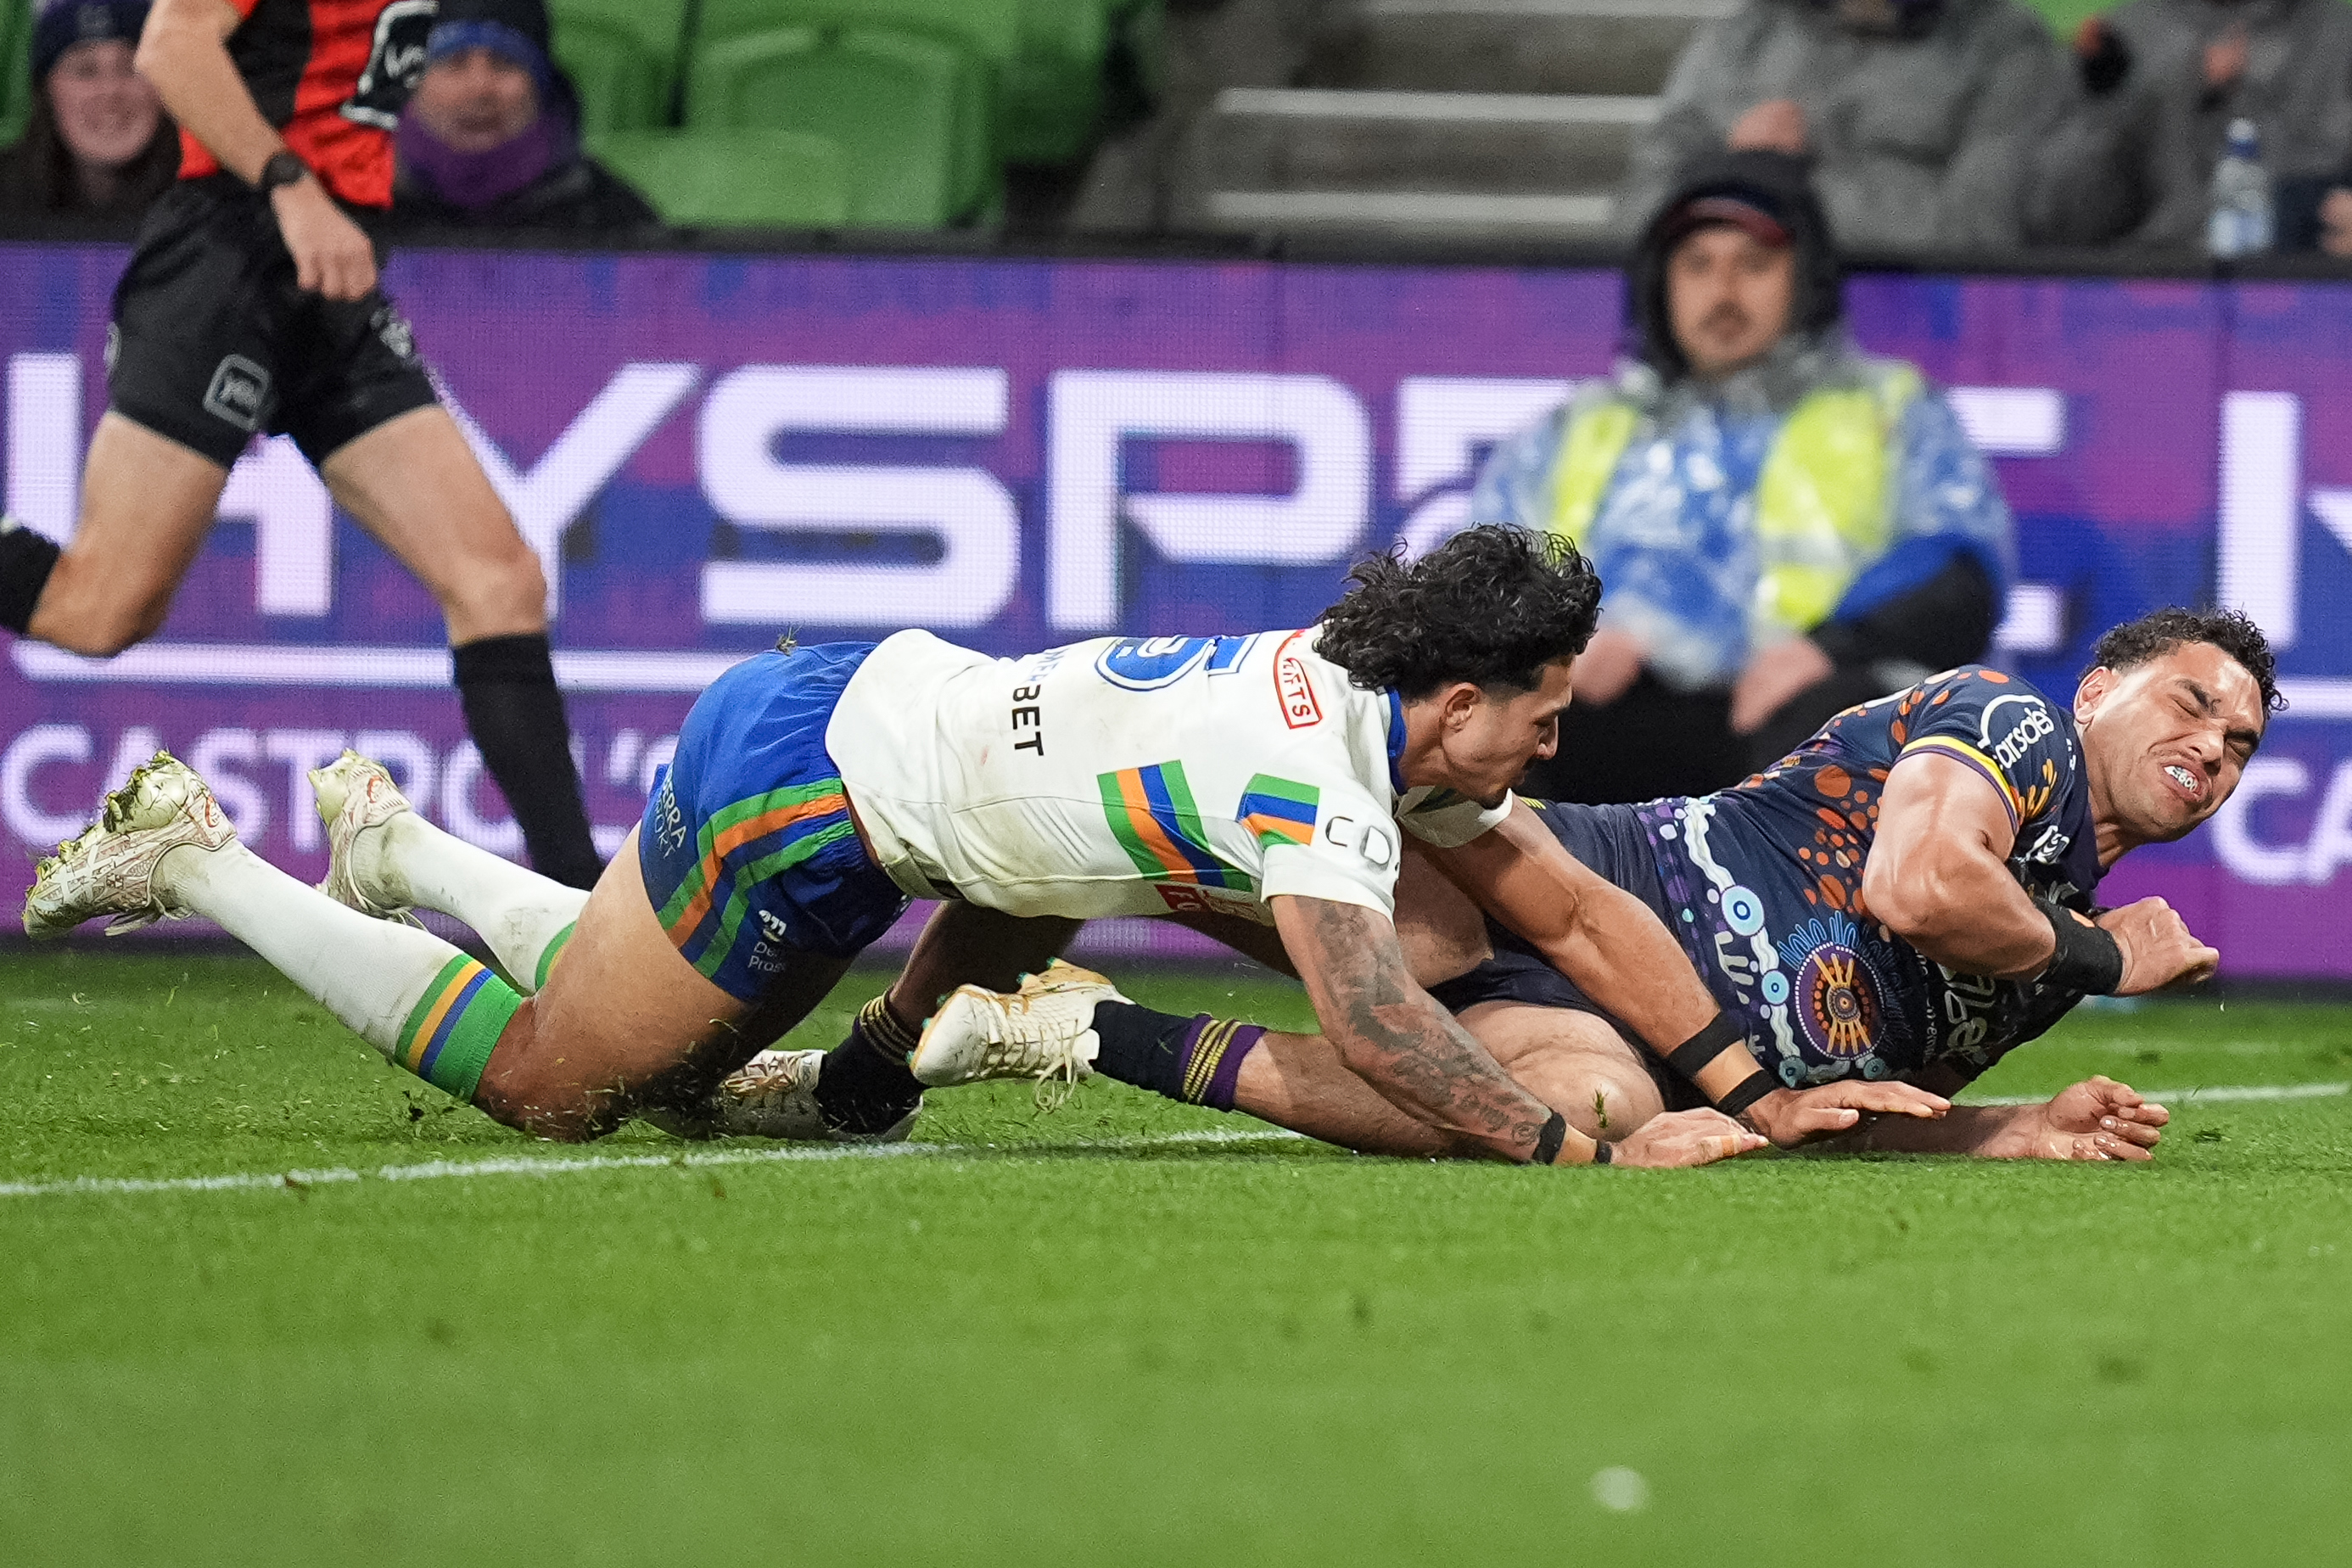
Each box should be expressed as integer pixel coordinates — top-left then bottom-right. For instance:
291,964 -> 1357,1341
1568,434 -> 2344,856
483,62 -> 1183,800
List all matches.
6,1084 -> 2343,1198
1964,1081 -> 2349,1107
0,1128 -> 1307,1201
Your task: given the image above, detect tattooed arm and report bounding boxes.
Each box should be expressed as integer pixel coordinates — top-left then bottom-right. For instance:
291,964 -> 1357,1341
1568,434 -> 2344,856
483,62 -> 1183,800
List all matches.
1272,893 -> 1582,1162
1271,893 -> 1765,1167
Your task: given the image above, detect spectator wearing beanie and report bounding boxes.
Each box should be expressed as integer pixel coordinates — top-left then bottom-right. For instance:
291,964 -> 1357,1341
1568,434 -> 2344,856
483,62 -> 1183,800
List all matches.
392,0 -> 657,231
0,0 -> 179,221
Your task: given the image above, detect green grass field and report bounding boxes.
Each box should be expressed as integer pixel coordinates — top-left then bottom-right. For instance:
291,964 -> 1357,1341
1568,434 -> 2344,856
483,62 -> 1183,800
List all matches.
4,947 -> 2349,1566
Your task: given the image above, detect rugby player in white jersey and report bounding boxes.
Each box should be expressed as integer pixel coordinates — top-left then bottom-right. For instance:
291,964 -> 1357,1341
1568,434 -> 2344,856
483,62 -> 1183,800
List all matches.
928,609 -> 2269,1164
23,526 -> 1925,1166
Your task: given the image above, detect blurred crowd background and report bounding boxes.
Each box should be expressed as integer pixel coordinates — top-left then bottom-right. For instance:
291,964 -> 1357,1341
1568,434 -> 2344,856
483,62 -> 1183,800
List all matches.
2,0 -> 2349,255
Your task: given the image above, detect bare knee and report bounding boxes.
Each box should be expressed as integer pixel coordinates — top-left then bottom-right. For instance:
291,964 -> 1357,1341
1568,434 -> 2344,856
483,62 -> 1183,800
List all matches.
1573,1066 -> 1666,1143
468,1001 -> 623,1141
441,540 -> 546,637
1463,1003 -> 1668,1144
37,591 -> 171,658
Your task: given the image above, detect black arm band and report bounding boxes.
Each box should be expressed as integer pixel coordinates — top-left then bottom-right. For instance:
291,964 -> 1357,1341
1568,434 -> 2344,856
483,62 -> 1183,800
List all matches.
1591,1136 -> 1613,1166
1666,1011 -> 1744,1082
1532,1111 -> 1567,1166
1716,1069 -> 1774,1120
2037,899 -> 2125,994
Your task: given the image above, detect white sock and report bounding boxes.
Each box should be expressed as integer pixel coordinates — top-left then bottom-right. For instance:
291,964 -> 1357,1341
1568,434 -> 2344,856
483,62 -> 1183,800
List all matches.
161,841 -> 469,1061
364,812 -> 591,993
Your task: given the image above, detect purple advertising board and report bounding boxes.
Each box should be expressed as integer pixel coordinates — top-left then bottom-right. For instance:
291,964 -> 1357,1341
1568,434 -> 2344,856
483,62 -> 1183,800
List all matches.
1,244 -> 2348,976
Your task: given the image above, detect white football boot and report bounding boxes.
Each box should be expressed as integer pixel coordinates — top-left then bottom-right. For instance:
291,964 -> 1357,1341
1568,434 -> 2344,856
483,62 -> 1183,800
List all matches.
910,960 -> 1132,1106
639,1048 -> 921,1143
22,752 -> 238,938
309,750 -> 416,921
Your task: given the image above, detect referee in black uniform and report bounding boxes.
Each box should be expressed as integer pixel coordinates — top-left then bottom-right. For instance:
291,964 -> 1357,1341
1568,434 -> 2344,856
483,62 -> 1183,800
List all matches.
0,0 -> 603,888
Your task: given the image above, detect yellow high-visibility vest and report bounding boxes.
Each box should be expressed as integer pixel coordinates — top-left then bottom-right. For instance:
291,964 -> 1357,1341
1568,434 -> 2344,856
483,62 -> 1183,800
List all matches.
1544,361 -> 1924,639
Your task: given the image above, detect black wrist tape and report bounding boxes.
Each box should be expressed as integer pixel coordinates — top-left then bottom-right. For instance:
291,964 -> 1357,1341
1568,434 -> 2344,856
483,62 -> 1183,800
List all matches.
1717,1069 -> 1773,1119
2037,899 -> 2125,994
1532,1111 -> 1567,1166
1591,1137 -> 1613,1166
1666,1011 -> 1744,1082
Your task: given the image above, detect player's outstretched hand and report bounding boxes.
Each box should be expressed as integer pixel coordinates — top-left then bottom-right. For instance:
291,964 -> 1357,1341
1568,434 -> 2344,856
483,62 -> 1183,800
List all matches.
2099,898 -> 2220,994
1739,1081 -> 1952,1148
272,178 -> 378,301
1607,1107 -> 1770,1168
2028,1075 -> 2169,1161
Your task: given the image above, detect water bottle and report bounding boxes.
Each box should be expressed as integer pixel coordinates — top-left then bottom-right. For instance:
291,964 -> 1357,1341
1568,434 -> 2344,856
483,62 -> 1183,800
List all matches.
2209,118 -> 2274,258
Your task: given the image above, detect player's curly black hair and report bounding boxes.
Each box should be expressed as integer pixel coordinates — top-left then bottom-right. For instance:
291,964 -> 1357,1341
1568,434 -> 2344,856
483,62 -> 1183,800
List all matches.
1313,525 -> 1602,697
2089,606 -> 2284,715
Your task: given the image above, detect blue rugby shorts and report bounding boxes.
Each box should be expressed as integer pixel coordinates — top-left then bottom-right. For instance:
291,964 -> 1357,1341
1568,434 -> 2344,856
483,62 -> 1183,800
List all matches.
637,641 -> 911,1000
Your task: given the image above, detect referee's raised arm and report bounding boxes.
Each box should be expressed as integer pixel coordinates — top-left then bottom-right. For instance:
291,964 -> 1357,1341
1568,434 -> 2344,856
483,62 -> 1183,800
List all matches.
135,0 -> 378,298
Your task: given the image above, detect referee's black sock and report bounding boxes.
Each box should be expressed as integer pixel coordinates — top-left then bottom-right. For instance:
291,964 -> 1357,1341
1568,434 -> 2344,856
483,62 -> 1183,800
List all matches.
451,632 -> 603,890
0,516 -> 62,635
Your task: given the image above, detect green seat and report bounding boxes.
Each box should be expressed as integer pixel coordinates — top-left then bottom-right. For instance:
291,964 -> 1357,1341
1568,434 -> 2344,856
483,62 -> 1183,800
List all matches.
686,26 -> 995,226
697,0 -> 1150,165
586,128 -> 850,227
548,0 -> 689,132
1,0 -> 34,149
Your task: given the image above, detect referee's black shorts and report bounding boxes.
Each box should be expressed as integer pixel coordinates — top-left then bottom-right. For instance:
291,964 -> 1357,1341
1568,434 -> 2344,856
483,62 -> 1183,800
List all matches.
106,173 -> 439,470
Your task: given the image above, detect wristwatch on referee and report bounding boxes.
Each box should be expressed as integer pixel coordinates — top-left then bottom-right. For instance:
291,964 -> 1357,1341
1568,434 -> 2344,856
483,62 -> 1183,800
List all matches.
255,150 -> 310,195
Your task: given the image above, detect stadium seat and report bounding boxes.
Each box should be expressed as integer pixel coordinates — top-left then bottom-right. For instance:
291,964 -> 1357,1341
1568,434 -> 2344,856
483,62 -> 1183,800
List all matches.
586,128 -> 850,227
0,0 -> 32,149
548,0 -> 690,133
694,0 -> 1155,166
685,26 -> 996,227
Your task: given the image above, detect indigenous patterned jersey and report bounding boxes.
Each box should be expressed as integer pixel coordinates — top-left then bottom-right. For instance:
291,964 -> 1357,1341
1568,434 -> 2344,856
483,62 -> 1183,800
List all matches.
179,0 -> 434,206
826,629 -> 1510,923
1618,666 -> 2099,1086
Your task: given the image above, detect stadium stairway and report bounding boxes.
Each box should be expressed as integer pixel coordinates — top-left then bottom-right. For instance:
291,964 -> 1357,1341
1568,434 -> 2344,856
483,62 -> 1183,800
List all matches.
1174,0 -> 1737,243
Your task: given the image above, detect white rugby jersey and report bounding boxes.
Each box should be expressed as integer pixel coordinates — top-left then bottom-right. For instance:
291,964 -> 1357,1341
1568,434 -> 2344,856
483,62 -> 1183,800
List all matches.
825,628 -> 1510,922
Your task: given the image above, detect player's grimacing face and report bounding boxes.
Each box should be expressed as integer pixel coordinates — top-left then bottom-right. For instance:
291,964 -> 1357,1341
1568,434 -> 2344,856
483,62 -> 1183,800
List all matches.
2076,643 -> 2265,843
1436,658 -> 1577,806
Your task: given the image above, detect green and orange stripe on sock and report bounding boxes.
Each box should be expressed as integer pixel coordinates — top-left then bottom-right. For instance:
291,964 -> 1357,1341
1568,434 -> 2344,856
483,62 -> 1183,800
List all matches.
533,921 -> 577,992
395,955 -> 524,1101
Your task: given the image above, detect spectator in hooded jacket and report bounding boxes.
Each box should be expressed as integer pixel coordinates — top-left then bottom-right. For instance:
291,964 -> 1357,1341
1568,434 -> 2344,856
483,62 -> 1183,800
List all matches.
1476,152 -> 2015,804
392,0 -> 657,232
1616,0 -> 2064,255
0,0 -> 179,221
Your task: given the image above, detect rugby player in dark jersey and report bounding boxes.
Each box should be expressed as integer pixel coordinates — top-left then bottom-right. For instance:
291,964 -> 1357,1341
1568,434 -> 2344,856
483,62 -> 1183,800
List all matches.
920,607 -> 2275,1163
0,0 -> 602,888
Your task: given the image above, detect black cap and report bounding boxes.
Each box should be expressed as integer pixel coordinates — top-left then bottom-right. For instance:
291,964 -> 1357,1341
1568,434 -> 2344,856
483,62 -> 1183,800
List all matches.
1625,149 -> 1845,379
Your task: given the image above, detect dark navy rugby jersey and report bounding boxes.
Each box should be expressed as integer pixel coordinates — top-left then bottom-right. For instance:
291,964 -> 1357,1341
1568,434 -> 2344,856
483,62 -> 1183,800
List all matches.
1620,666 -> 2100,1088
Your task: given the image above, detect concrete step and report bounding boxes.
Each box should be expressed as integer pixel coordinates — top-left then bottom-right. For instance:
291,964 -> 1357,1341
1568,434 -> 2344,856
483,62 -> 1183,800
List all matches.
1196,188 -> 1617,237
1201,86 -> 1654,194
1308,0 -> 1737,96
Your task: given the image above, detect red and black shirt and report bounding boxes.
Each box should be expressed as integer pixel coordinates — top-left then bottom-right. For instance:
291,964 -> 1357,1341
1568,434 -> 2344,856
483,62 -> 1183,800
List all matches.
179,0 -> 434,207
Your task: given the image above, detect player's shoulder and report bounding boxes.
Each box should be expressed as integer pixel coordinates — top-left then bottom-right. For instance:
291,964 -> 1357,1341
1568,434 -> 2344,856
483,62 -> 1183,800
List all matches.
1899,665 -> 2067,742
1891,666 -> 2080,820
